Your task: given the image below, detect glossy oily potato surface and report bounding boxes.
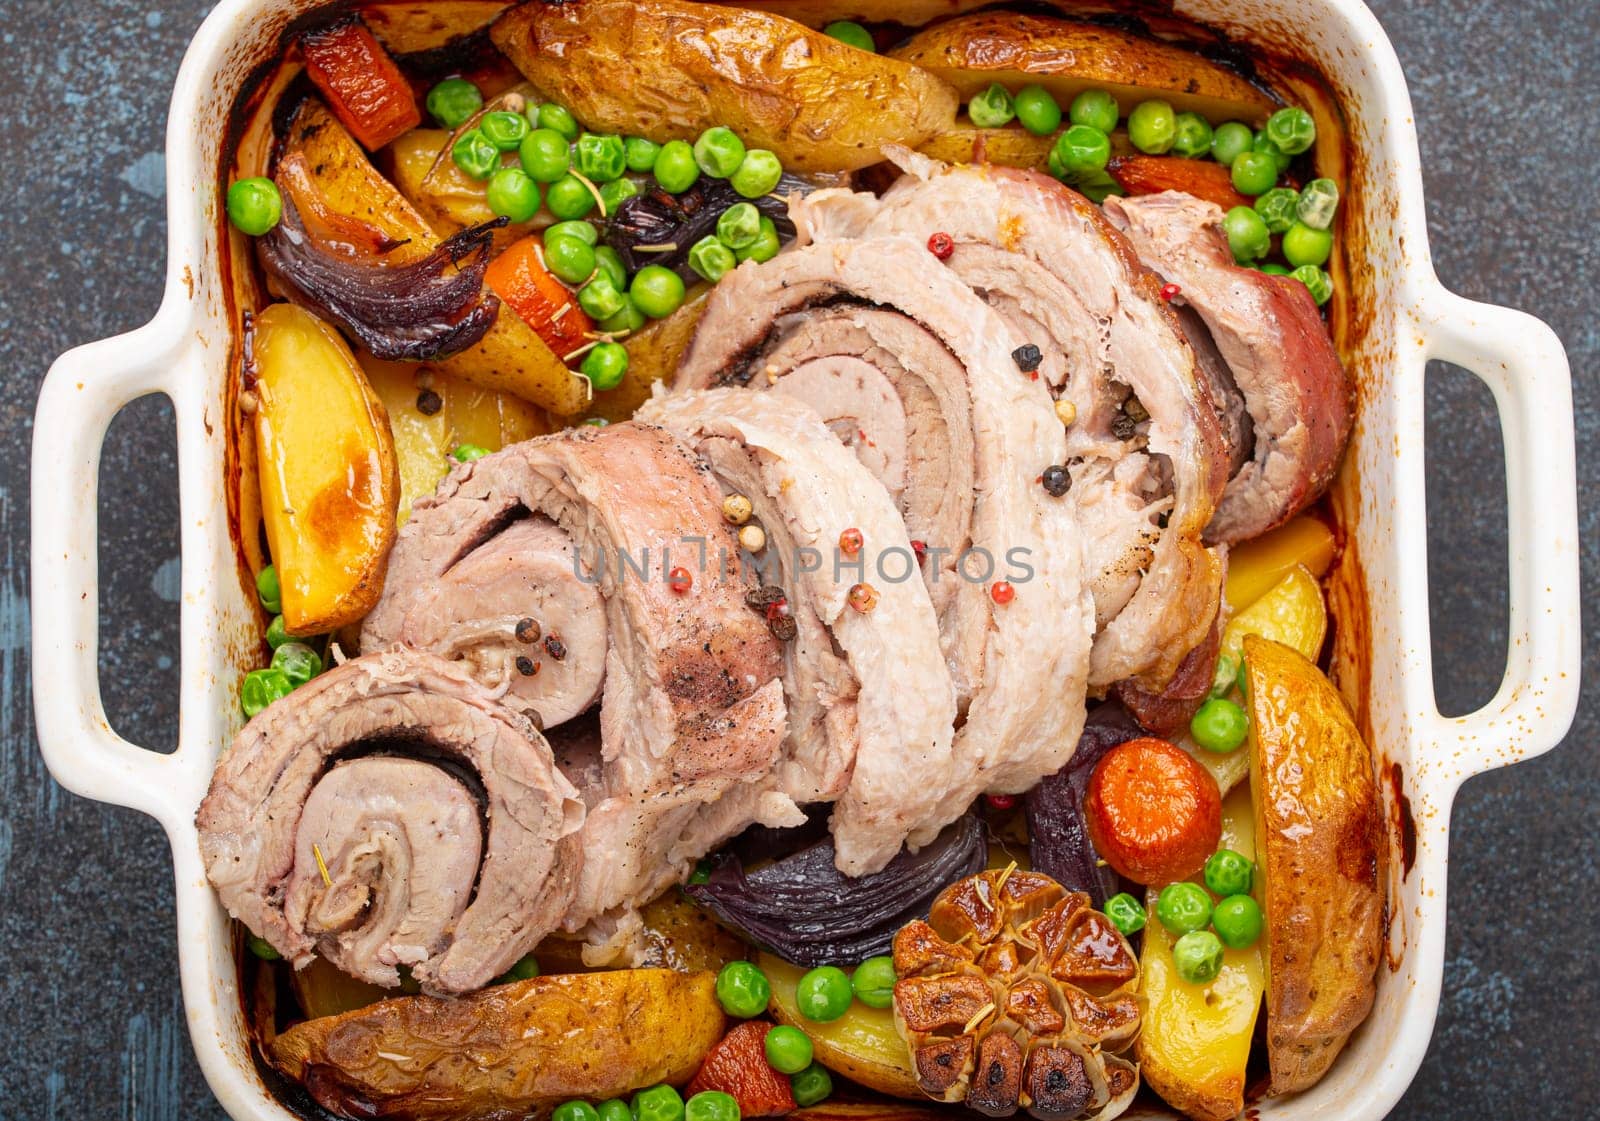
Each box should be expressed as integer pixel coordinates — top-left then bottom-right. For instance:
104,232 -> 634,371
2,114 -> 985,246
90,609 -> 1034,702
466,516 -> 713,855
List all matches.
252,303 -> 398,634
1244,635 -> 1383,1094
270,969 -> 726,1117
761,954 -> 923,1099
490,0 -> 961,172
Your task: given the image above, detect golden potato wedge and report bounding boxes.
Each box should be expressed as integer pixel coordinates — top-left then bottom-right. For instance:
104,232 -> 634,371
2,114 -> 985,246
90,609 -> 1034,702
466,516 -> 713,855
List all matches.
586,288 -> 711,423
290,954 -> 390,1021
890,13 -> 1277,127
490,0 -> 960,172
1137,782 -> 1265,1121
360,1 -> 510,54
1225,515 -> 1338,611
1243,635 -> 1383,1095
362,357 -> 453,524
252,303 -> 399,634
387,128 -> 469,238
271,969 -> 725,1118
760,954 -> 922,1099
1222,564 -> 1327,665
916,124 -> 1054,169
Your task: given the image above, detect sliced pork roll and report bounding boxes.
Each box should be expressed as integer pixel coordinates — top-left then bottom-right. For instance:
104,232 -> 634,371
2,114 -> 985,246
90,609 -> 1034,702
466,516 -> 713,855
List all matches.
792,153 -> 1228,691
675,236 -> 1095,827
639,388 -> 958,874
196,650 -> 584,995
363,423 -> 792,932
1102,191 -> 1352,544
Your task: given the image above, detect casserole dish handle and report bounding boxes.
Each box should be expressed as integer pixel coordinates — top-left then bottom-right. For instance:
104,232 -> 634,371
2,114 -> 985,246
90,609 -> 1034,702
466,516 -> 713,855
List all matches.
32,323 -> 192,828
1419,289 -> 1582,779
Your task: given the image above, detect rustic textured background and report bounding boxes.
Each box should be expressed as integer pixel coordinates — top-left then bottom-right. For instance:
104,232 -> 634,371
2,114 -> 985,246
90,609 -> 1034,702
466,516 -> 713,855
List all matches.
0,0 -> 1594,1116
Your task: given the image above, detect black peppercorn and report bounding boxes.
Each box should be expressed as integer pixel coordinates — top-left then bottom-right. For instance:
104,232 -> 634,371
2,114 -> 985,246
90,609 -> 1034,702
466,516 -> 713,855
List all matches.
1011,344 -> 1043,372
769,614 -> 798,642
1041,465 -> 1071,496
544,635 -> 567,661
417,389 -> 443,416
1111,413 -> 1138,440
515,656 -> 538,676
514,617 -> 541,644
745,584 -> 787,611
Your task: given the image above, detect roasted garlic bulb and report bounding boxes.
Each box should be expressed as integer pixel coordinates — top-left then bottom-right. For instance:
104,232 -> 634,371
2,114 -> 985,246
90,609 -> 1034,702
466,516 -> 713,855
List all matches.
891,869 -> 1142,1120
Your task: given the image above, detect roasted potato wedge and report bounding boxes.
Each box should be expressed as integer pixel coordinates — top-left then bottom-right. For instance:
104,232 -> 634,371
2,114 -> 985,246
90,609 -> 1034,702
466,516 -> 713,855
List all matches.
1244,635 -> 1383,1094
271,969 -> 725,1118
586,288 -> 711,423
1136,782 -> 1265,1121
490,0 -> 960,172
252,303 -> 399,634
1223,564 -> 1327,665
362,357 -> 452,524
761,954 -> 922,1099
890,13 -> 1277,127
360,1 -> 511,54
1225,515 -> 1337,611
291,954 -> 390,1021
387,128 -> 471,238
916,124 -> 1054,169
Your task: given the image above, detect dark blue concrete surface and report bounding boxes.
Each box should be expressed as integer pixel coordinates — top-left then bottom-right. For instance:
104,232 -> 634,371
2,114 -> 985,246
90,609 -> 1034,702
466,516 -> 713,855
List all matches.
0,1 -> 1594,1117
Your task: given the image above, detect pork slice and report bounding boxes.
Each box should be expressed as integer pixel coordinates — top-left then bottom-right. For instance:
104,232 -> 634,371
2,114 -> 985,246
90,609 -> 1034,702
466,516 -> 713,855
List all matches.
195,649 -> 584,994
640,388 -> 958,874
363,422 -> 793,933
796,155 -> 1227,692
1101,191 -> 1352,544
676,237 -> 1095,826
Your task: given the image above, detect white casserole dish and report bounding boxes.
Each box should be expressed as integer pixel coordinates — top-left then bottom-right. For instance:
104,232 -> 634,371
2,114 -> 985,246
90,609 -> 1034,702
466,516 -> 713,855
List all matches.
31,0 -> 1582,1117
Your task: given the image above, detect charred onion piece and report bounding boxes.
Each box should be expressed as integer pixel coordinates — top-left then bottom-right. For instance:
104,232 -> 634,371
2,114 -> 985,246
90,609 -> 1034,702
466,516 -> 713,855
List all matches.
1024,704 -> 1144,906
259,156 -> 501,361
605,175 -> 807,282
686,815 -> 985,966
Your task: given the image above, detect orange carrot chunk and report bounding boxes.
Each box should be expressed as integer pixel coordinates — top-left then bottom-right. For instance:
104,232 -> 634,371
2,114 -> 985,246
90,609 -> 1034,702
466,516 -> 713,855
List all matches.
1107,156 -> 1253,212
299,18 -> 422,151
687,1022 -> 798,1118
1084,737 -> 1221,885
484,235 -> 596,359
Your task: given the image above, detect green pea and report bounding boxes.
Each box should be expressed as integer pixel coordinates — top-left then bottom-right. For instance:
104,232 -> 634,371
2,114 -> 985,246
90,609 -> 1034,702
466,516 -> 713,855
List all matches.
1210,121 -> 1254,166
1252,130 -> 1292,173
1103,892 -> 1147,936
1229,151 -> 1278,197
967,83 -> 1016,129
694,126 -> 747,179
256,564 -> 282,613
684,1091 -> 740,1121
581,342 -> 629,390
271,641 -> 322,688
731,149 -> 783,199
452,443 -> 490,463
1013,84 -> 1062,136
1282,222 -> 1333,268
633,1086 -> 685,1121
578,274 -> 626,320
576,132 -> 627,182
1172,929 -> 1225,985
1296,177 -> 1340,231
547,219 -> 599,246
630,264 -> 687,318
593,246 -> 628,291
715,960 -> 772,1018
519,128 -> 572,184
1076,171 -> 1123,203
764,1025 -> 814,1074
1292,264 -> 1334,306
654,140 -> 701,193
600,177 -> 641,215
1204,849 -> 1255,898
626,137 -> 663,173
735,216 -> 781,263
481,109 -> 530,152
689,235 -> 737,283
1253,186 -> 1300,234
426,78 -> 482,129
822,19 -> 875,51
790,1064 -> 832,1108
1221,205 -> 1270,262
265,614 -> 290,650
545,234 -> 598,285
717,203 -> 763,250
536,102 -> 580,141
1209,652 -> 1240,696
546,175 -> 597,220
1191,696 -> 1248,752
598,1100 -> 633,1121
1155,881 -> 1213,935
1213,895 -> 1264,949
1051,125 -> 1111,183
851,955 -> 897,1009
1069,88 -> 1120,134
1260,263 -> 1293,276
1169,112 -> 1214,159
226,178 -> 282,236
240,667 -> 293,718
554,1102 -> 601,1121
1265,106 -> 1316,155
583,417 -> 609,427
795,965 -> 852,1022
487,167 -> 541,223
686,858 -> 713,887
501,954 -> 540,981
1128,99 -> 1177,154
452,128 -> 500,180
599,297 -> 645,337
246,932 -> 280,960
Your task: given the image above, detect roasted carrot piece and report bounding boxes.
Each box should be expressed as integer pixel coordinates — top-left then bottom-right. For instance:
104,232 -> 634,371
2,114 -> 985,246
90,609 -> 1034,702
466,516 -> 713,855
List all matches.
1107,156 -> 1252,212
484,235 -> 596,360
687,1022 -> 798,1118
299,18 -> 422,151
